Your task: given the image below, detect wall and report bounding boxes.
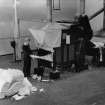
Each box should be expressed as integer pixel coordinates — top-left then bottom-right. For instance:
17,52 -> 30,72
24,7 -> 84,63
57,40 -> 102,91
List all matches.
0,0 -> 103,55
0,21 -> 47,55
52,0 -> 78,21
0,0 -> 79,55
85,0 -> 103,32
0,0 -> 48,55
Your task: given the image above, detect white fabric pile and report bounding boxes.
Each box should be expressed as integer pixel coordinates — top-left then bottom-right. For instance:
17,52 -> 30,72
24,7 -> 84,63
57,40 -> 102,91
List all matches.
29,22 -> 64,52
0,68 -> 37,100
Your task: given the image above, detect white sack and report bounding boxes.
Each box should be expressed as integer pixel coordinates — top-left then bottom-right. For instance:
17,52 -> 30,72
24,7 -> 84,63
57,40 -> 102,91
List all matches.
18,78 -> 33,96
29,22 -> 63,52
0,68 -> 24,98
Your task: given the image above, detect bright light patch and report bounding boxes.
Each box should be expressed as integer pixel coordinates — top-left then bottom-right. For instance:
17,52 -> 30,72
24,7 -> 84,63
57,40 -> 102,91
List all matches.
16,0 -> 20,5
0,0 -> 13,7
0,22 -> 5,26
0,0 -> 4,5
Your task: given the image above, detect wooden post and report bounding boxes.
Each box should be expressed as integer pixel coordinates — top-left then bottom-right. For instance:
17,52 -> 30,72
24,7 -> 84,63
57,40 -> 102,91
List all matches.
17,19 -> 22,61
80,0 -> 85,14
13,0 -> 21,61
103,0 -> 105,30
47,0 -> 52,22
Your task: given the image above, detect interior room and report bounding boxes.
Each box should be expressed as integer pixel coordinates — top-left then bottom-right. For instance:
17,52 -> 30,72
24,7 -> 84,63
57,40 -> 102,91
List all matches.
0,0 -> 105,105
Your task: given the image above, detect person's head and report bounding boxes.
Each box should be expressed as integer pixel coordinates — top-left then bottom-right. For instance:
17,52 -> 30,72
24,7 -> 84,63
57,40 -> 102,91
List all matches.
73,13 -> 82,24
74,13 -> 80,22
24,37 -> 30,45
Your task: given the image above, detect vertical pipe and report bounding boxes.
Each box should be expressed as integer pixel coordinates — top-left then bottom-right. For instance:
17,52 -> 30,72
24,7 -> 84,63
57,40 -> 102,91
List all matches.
13,0 -> 21,60
17,19 -> 22,60
103,0 -> 105,30
18,19 -> 20,37
80,0 -> 85,14
14,0 -> 18,38
47,0 -> 52,22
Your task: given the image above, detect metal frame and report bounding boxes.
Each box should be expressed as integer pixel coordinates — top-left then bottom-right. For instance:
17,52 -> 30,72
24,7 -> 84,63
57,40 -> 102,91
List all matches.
52,0 -> 61,10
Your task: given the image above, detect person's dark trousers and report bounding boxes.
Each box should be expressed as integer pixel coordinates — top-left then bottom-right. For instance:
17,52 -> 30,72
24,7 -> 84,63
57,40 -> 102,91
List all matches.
23,58 -> 31,77
34,67 -> 44,77
75,55 -> 85,72
74,39 -> 86,72
37,48 -> 52,68
22,44 -> 32,77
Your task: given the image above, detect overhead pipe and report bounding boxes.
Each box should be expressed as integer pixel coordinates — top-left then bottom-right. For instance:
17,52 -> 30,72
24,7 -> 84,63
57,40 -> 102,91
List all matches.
47,0 -> 53,22
57,2 -> 104,24
89,7 -> 104,20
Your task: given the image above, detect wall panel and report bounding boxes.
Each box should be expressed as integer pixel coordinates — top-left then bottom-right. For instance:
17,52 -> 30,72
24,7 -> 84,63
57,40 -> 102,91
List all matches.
85,0 -> 103,31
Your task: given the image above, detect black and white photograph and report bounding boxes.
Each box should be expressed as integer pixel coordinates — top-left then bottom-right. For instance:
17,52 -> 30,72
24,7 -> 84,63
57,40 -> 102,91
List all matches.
0,0 -> 105,105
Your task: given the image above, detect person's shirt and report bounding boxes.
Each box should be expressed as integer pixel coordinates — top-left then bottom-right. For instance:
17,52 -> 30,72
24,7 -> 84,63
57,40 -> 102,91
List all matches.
22,43 -> 32,59
69,15 -> 93,43
78,15 -> 93,40
69,22 -> 84,43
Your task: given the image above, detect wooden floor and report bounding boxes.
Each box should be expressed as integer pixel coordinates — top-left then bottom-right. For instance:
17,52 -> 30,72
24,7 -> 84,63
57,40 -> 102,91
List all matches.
0,54 -> 105,105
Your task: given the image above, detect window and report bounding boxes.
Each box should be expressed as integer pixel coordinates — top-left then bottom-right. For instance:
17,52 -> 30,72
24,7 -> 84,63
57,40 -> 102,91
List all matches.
52,0 -> 61,10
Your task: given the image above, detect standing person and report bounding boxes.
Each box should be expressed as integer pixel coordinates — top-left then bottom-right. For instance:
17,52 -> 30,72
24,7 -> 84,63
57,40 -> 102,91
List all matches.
69,14 -> 93,72
22,38 -> 32,77
32,48 -> 51,81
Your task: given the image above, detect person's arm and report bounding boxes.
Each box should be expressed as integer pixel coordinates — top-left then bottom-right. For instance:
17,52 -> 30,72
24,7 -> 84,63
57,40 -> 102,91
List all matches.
59,23 -> 72,30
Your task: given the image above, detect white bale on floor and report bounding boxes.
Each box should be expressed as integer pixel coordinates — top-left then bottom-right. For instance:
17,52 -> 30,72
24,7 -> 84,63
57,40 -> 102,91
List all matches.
0,68 -> 24,98
0,79 -> 10,98
18,78 -> 32,96
13,78 -> 37,100
0,68 -> 37,100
